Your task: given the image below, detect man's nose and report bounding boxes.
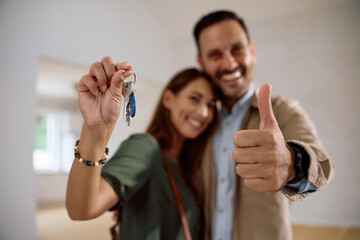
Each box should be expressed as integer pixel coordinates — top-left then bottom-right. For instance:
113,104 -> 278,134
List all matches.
221,52 -> 238,71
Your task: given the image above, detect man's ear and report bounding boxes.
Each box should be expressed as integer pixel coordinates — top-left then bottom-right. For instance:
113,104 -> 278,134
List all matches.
197,54 -> 204,70
249,41 -> 257,64
162,89 -> 174,109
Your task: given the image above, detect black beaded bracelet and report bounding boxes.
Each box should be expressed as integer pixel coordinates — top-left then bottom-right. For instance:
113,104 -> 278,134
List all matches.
74,140 -> 109,167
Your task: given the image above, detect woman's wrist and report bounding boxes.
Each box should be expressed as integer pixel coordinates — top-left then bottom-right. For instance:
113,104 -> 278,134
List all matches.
75,139 -> 109,166
78,123 -> 113,162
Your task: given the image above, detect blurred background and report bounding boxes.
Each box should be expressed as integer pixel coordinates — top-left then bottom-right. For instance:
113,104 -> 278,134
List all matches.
0,0 -> 359,239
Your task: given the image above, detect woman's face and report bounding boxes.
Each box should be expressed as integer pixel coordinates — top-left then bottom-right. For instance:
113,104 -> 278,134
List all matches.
163,77 -> 216,140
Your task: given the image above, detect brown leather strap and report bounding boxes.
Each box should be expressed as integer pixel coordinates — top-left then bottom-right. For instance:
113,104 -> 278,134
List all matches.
161,152 -> 192,240
110,223 -> 117,240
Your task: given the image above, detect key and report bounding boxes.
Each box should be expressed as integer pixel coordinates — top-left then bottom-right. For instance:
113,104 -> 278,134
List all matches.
125,100 -> 131,126
129,92 -> 136,117
121,71 -> 137,126
122,81 -> 132,125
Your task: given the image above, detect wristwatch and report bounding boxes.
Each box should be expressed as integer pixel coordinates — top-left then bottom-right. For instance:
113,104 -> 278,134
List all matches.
287,142 -> 309,182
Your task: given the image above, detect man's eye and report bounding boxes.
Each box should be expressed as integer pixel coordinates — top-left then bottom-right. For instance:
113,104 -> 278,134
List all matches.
232,45 -> 245,55
208,52 -> 222,60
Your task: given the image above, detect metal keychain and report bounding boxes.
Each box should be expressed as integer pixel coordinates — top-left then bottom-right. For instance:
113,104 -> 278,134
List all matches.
121,71 -> 137,126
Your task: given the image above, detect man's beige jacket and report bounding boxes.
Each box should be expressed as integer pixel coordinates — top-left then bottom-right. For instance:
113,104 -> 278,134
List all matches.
200,88 -> 334,240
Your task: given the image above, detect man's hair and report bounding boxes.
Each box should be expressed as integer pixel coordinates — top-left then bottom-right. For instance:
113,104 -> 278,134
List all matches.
193,10 -> 250,54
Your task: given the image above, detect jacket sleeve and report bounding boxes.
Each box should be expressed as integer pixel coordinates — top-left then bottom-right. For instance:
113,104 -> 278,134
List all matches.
273,96 -> 335,201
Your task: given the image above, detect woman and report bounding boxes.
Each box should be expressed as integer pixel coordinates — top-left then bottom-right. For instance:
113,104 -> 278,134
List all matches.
66,56 -> 220,239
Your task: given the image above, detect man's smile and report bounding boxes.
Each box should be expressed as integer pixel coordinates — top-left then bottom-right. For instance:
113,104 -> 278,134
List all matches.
221,70 -> 242,81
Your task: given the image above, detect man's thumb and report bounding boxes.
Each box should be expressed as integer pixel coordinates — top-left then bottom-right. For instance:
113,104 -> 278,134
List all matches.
258,83 -> 277,130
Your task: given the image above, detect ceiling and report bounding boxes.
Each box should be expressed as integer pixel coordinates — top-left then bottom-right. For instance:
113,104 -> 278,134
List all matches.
143,0 -> 343,42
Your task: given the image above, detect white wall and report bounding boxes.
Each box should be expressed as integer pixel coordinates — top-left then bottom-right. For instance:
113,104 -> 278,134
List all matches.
0,1 -> 173,239
251,1 -> 360,226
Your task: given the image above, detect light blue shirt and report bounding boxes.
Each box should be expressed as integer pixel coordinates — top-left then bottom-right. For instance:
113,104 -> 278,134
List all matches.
213,84 -> 255,240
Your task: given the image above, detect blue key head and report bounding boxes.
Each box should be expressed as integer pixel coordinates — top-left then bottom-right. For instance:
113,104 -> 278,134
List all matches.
130,92 -> 136,118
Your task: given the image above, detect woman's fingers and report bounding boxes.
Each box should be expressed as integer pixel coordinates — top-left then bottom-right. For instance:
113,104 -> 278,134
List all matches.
112,62 -> 134,87
114,62 -> 133,74
114,61 -> 132,71
81,58 -> 134,97
90,61 -> 108,93
78,74 -> 99,96
109,63 -> 134,101
101,56 -> 116,86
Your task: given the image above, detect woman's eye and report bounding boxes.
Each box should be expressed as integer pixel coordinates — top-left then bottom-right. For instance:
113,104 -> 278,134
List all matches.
190,96 -> 200,102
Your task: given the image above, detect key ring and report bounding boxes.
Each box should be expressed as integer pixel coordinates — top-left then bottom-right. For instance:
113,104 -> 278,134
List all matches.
121,70 -> 136,85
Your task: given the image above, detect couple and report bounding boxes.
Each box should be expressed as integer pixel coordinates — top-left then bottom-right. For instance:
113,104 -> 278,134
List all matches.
66,10 -> 334,240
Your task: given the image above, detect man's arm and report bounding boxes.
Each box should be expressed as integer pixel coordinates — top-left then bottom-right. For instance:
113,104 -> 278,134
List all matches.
275,97 -> 334,201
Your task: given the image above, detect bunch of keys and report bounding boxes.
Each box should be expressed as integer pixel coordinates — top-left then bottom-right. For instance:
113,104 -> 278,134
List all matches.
121,71 -> 137,126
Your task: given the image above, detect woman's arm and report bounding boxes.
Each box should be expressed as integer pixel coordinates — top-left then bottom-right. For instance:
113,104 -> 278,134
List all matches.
66,57 -> 133,220
66,124 -> 118,220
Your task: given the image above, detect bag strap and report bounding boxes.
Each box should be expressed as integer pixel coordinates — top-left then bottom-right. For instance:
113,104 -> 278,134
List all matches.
110,204 -> 122,240
161,152 -> 192,240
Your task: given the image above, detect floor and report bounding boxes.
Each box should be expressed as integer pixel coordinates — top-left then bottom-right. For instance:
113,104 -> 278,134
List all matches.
37,204 -> 114,240
37,204 -> 360,240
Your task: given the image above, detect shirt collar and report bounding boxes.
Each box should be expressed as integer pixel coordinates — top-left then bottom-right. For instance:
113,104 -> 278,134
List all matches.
222,83 -> 255,116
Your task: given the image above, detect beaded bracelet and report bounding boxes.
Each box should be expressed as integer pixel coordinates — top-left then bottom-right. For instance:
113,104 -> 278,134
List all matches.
74,140 -> 109,166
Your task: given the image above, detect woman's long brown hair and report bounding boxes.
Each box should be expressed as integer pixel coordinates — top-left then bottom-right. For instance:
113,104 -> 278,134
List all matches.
146,68 -> 220,192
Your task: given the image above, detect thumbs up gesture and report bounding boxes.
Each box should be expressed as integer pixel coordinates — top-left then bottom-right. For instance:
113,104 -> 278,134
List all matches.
232,84 -> 296,193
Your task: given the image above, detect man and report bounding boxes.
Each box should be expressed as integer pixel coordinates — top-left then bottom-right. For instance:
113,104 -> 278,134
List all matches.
194,10 -> 334,240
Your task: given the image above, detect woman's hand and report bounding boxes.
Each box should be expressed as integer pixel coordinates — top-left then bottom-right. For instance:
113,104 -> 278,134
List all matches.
77,56 -> 134,132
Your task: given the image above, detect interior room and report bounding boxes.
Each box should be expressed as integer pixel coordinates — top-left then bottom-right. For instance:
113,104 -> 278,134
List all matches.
1,0 -> 359,239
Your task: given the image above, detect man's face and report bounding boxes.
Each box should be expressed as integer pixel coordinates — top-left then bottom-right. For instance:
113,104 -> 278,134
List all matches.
197,20 -> 257,100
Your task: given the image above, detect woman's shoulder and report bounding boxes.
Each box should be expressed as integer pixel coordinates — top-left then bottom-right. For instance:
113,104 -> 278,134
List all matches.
127,133 -> 157,143
124,133 -> 159,151
111,133 -> 161,164
103,133 -> 162,176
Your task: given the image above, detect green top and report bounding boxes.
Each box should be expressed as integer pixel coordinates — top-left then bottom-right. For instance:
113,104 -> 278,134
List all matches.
101,134 -> 201,240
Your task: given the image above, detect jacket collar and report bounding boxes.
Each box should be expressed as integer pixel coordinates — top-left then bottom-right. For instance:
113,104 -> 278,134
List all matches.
250,85 -> 260,108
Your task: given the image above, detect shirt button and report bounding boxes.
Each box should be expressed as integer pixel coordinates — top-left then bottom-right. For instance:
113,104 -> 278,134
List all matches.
223,147 -> 227,152
220,178 -> 225,183
219,208 -> 223,213
225,121 -> 230,126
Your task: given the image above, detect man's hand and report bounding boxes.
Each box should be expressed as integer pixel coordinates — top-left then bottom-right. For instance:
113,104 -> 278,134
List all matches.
232,84 -> 296,193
